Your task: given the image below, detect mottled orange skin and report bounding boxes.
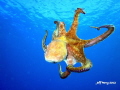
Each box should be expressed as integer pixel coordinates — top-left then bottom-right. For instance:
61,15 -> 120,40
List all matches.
42,8 -> 115,79
52,8 -> 92,79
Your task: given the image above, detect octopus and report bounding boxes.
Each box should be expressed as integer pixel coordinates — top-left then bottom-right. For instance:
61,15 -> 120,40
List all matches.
42,8 -> 115,79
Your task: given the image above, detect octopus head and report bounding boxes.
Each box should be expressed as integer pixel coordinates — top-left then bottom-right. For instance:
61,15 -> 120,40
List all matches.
45,40 -> 67,63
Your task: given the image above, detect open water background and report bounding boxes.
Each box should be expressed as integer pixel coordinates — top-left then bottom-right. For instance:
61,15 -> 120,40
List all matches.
0,0 -> 120,90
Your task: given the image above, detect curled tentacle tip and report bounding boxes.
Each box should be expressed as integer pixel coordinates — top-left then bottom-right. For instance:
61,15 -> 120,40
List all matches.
54,21 -> 59,24
76,8 -> 86,14
77,8 -> 85,10
90,26 -> 100,30
97,28 -> 100,30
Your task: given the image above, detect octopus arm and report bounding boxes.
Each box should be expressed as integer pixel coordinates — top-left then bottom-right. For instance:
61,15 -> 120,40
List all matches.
84,25 -> 115,48
66,45 -> 92,73
52,21 -> 59,40
58,64 -> 71,79
66,59 -> 92,73
52,21 -> 67,39
42,30 -> 48,52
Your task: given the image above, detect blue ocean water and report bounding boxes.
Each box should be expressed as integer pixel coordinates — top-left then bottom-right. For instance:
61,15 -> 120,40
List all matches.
0,0 -> 120,90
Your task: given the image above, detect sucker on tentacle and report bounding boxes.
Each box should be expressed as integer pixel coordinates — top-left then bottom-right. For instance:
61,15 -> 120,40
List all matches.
66,59 -> 92,73
42,30 -> 48,52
